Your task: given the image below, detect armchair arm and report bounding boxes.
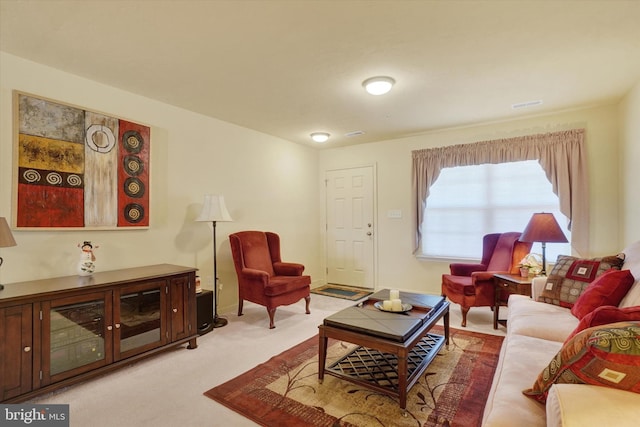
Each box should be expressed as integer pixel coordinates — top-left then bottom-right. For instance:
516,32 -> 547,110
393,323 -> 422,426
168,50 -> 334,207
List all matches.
241,268 -> 270,284
273,262 -> 304,276
470,270 -> 509,283
450,263 -> 486,276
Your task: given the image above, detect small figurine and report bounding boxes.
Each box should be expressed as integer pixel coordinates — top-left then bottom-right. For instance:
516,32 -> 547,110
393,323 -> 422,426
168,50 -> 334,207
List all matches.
78,241 -> 98,276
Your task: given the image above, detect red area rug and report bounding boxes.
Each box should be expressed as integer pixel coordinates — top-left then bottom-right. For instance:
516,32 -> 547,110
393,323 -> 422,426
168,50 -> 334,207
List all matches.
204,326 -> 503,426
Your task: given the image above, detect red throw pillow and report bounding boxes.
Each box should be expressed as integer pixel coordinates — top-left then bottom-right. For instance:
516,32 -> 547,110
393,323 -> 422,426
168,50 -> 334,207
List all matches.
570,269 -> 635,320
566,305 -> 640,342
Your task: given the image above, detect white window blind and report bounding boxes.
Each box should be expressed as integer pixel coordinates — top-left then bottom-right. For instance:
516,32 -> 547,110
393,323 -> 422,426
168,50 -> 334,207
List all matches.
421,160 -> 571,262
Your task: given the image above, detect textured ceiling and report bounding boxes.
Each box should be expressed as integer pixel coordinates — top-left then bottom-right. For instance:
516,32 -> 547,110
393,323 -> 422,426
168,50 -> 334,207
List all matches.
2,0 -> 639,148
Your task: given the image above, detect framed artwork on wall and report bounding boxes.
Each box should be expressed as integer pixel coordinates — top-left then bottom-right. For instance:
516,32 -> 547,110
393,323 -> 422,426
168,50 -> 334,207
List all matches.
12,91 -> 151,229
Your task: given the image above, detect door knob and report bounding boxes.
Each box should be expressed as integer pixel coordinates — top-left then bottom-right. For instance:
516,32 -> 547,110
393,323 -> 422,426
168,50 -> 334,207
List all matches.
367,232 -> 372,236
173,308 -> 178,313
24,346 -> 31,353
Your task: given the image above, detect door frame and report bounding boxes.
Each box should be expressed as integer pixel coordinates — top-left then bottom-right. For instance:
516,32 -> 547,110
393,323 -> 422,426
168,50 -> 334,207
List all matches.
322,163 -> 378,290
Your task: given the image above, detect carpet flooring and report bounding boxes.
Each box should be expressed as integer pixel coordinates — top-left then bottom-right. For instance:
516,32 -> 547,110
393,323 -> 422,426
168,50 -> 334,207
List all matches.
205,326 -> 504,426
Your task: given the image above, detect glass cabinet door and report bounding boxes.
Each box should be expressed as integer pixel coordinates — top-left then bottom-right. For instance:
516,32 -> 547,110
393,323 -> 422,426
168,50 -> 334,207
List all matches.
42,291 -> 112,385
115,280 -> 167,360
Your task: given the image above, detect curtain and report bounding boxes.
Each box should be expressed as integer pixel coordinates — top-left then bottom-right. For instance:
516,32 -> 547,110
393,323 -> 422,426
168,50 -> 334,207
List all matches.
411,129 -> 588,256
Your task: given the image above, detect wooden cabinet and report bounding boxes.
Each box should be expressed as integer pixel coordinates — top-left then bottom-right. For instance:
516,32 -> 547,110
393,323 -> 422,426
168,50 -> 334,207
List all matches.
0,264 -> 197,403
0,304 -> 33,401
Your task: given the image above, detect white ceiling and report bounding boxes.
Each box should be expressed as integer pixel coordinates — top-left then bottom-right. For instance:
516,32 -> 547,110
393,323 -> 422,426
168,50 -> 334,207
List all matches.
2,0 -> 639,149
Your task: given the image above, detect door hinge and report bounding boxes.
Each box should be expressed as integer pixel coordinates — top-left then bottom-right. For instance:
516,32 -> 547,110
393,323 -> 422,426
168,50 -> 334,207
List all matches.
39,310 -> 43,321
39,371 -> 43,380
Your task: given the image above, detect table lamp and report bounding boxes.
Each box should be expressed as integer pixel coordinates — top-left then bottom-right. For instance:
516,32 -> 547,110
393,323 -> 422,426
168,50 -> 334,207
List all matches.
0,217 -> 18,291
519,212 -> 568,275
196,195 -> 233,327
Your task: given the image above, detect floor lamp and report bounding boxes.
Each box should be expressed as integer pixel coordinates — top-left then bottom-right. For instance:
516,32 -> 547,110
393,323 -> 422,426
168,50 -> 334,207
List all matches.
0,217 -> 18,291
196,194 -> 233,328
520,212 -> 568,276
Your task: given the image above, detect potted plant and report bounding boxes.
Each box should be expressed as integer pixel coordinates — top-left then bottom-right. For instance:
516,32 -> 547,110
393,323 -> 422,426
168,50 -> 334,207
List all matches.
518,253 -> 542,277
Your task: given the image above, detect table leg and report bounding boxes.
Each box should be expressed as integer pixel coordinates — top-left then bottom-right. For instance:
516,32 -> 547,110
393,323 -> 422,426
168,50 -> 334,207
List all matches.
444,310 -> 450,346
493,303 -> 500,329
397,352 -> 408,411
318,327 -> 327,383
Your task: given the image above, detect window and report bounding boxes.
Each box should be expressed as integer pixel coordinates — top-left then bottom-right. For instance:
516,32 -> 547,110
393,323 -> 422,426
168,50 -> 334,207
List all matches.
421,160 -> 571,262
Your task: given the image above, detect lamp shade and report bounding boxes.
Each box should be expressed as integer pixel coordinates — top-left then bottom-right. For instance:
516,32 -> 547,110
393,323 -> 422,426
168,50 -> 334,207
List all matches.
195,194 -> 233,222
520,213 -> 568,243
0,217 -> 17,248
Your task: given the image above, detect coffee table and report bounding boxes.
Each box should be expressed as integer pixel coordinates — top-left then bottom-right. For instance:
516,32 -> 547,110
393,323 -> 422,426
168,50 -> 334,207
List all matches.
318,289 -> 449,412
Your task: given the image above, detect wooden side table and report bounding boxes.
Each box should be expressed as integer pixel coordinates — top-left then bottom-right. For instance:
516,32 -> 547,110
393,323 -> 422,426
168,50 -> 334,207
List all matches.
493,273 -> 532,329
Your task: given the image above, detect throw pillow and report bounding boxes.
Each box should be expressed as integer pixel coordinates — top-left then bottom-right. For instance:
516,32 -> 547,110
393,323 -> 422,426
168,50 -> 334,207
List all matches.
523,321 -> 640,404
565,305 -> 640,342
538,254 -> 625,308
570,269 -> 635,319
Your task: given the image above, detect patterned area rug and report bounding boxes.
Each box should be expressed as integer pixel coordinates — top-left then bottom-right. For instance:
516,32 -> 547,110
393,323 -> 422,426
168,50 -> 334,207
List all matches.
310,284 -> 373,301
204,326 -> 503,426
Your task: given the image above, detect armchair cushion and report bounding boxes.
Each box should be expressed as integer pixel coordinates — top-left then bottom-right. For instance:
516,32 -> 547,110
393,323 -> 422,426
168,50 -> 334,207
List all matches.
265,275 -> 311,296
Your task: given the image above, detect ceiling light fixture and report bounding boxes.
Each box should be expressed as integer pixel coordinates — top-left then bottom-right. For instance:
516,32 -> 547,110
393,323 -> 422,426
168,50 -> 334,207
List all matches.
310,132 -> 330,143
362,76 -> 395,95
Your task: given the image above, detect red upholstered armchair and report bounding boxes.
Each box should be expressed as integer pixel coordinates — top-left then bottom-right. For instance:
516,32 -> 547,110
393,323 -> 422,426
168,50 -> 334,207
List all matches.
442,232 -> 532,327
229,231 -> 311,329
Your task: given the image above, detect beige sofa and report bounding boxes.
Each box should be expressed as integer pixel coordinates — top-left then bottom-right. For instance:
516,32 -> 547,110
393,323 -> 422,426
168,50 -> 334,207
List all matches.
482,241 -> 640,427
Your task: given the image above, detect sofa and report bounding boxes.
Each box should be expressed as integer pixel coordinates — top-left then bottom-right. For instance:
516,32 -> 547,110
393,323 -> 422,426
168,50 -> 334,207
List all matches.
482,240 -> 640,427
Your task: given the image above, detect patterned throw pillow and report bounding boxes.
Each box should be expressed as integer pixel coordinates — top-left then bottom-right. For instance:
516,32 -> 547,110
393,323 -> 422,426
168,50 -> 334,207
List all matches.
523,321 -> 640,403
538,254 -> 625,308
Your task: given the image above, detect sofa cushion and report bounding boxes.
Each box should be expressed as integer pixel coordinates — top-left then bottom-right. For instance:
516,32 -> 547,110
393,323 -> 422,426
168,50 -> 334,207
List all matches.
507,294 -> 578,342
538,254 -> 625,308
566,305 -> 640,341
570,269 -> 635,319
523,321 -> 640,403
546,384 -> 640,427
482,334 -> 561,427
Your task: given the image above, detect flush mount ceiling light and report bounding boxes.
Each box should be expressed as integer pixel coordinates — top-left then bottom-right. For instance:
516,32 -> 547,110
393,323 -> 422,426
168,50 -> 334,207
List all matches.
362,76 -> 395,95
310,132 -> 330,143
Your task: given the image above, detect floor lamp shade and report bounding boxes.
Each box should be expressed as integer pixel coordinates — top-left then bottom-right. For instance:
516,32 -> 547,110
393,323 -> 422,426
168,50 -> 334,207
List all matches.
519,212 -> 568,275
196,195 -> 232,328
195,194 -> 233,223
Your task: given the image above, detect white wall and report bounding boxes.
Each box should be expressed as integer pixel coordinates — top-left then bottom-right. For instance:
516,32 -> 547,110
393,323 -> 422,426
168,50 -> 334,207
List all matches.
319,104 -> 624,296
619,80 -> 640,246
0,53 -> 321,314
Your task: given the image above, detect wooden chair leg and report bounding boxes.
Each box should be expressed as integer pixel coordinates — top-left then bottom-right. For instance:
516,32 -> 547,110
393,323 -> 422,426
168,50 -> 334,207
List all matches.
460,306 -> 469,327
238,299 -> 244,316
267,307 -> 276,329
304,296 -> 311,314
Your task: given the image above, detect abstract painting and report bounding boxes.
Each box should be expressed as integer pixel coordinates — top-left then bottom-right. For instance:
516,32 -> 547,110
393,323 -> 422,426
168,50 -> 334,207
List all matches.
14,92 -> 150,229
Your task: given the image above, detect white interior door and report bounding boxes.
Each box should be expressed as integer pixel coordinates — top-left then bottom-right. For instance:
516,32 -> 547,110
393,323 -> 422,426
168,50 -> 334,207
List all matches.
325,166 -> 375,288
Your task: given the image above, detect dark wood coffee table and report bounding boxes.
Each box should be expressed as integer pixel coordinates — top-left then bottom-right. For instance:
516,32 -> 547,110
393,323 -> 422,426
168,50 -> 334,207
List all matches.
318,290 -> 449,412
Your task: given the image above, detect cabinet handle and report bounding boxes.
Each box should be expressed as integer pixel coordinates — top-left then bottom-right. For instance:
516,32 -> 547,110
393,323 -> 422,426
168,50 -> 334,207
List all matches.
115,323 -> 121,329
172,308 -> 178,313
107,325 -> 113,330
24,346 -> 31,353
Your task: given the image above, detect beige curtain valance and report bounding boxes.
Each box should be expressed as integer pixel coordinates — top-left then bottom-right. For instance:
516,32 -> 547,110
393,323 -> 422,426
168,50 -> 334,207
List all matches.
412,129 -> 588,256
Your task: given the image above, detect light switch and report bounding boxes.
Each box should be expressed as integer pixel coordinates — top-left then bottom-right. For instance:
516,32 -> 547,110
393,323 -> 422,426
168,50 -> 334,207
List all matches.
387,209 -> 402,219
